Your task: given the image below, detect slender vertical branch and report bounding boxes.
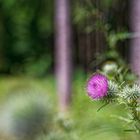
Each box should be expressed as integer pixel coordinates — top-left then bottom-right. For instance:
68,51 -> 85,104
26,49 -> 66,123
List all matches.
55,0 -> 73,113
130,0 -> 140,83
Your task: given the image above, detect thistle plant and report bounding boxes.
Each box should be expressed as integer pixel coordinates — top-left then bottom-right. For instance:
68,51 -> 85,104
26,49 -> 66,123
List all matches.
86,73 -> 140,133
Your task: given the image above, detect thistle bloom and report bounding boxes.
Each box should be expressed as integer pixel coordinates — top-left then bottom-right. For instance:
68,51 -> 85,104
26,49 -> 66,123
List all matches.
86,73 -> 108,100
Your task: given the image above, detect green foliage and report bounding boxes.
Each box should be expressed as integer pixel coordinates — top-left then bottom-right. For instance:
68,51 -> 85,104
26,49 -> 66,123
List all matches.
107,32 -> 131,49
102,66 -> 136,85
23,55 -> 52,77
73,0 -> 128,32
73,0 -> 108,33
103,80 -> 119,103
73,0 -> 129,74
0,0 -> 53,76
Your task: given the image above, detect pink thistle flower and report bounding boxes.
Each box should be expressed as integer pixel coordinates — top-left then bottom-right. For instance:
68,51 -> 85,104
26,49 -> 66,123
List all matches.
86,73 -> 108,100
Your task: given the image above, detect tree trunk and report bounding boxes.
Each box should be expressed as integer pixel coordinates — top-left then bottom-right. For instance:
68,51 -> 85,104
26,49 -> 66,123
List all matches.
130,0 -> 140,82
55,0 -> 72,113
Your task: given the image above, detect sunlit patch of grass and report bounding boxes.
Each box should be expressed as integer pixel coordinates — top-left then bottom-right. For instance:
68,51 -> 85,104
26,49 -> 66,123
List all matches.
0,75 -> 56,102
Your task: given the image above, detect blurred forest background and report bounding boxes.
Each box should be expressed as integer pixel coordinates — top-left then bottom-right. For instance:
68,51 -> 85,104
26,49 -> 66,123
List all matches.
0,0 -> 129,76
1,0 -> 140,140
0,0 -> 54,76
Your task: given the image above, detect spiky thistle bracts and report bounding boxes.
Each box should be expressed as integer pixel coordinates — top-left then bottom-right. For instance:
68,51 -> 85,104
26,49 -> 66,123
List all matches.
119,84 -> 140,105
103,80 -> 120,103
